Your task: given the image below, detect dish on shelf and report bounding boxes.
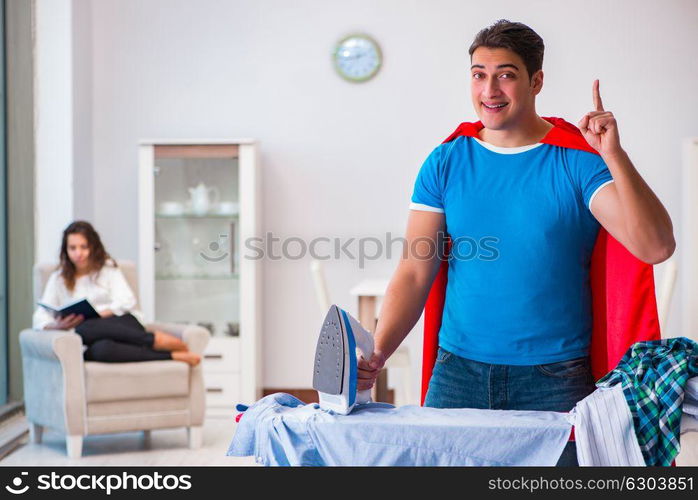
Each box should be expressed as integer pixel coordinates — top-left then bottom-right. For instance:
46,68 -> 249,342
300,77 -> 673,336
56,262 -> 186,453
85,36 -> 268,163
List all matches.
214,201 -> 240,215
159,201 -> 184,215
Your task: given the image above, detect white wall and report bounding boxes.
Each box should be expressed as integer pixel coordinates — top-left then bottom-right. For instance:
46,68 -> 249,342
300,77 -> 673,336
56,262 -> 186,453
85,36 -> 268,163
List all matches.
72,0 -> 94,221
34,0 -> 74,264
34,0 -> 94,261
69,0 -> 698,392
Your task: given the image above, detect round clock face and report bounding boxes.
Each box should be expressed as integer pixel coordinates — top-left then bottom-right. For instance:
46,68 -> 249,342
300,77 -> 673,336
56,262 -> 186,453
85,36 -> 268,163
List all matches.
333,34 -> 382,82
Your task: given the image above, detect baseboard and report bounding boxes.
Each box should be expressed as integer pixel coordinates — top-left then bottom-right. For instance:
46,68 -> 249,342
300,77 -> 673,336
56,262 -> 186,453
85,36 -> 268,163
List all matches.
0,401 -> 24,422
263,388 -> 394,405
0,412 -> 29,461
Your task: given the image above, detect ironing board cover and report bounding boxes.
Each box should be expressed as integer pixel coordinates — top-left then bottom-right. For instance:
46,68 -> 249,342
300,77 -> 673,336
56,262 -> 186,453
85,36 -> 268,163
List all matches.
419,117 -> 662,409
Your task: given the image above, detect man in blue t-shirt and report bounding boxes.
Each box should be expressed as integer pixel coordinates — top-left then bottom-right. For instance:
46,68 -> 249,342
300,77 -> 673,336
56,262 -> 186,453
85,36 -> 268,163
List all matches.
409,131 -> 614,366
357,20 -> 674,466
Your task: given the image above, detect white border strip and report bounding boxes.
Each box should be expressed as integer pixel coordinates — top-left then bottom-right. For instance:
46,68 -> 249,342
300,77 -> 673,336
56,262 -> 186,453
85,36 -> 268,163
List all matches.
588,179 -> 615,211
409,202 -> 444,213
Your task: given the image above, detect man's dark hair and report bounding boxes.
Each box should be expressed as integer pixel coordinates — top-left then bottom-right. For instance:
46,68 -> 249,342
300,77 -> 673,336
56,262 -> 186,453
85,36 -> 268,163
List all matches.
469,19 -> 544,82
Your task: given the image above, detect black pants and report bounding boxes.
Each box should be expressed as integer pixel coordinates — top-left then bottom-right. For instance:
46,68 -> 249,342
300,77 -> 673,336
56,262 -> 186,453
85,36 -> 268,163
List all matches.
75,313 -> 172,362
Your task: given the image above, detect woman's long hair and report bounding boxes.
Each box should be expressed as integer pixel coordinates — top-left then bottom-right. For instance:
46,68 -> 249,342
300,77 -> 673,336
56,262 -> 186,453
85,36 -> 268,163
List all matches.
59,221 -> 115,291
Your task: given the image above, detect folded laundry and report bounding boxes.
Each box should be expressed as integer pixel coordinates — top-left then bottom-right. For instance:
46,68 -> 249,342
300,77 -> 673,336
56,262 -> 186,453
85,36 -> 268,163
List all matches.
682,414 -> 698,433
683,377 -> 698,419
595,337 -> 698,466
572,374 -> 698,466
227,392 -> 573,466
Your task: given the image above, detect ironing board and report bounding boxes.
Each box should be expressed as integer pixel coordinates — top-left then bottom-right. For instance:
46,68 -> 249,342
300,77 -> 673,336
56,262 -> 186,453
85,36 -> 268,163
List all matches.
228,392 -> 575,466
419,117 -> 663,448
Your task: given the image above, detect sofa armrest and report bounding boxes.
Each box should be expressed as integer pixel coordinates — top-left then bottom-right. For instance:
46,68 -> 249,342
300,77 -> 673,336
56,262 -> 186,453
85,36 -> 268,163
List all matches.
181,324 -> 211,356
19,329 -> 86,435
20,329 -> 78,359
145,322 -> 211,355
146,322 -> 211,425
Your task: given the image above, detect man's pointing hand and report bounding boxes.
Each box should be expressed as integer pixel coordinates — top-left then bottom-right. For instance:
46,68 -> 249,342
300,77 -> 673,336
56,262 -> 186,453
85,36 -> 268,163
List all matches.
577,79 -> 622,157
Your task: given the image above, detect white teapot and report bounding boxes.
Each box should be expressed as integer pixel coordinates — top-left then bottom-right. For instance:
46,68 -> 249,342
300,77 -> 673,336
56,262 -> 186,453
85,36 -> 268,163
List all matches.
187,182 -> 219,215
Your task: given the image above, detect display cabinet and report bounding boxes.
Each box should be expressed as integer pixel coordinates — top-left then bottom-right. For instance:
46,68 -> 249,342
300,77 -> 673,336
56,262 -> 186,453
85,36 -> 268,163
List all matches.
138,140 -> 262,415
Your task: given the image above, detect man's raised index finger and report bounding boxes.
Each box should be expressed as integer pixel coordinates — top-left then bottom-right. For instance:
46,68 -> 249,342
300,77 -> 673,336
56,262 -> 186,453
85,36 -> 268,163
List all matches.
593,79 -> 604,111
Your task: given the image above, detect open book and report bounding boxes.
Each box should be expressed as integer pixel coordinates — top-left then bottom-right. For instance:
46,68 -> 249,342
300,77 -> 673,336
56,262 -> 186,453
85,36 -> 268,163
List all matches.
38,298 -> 100,320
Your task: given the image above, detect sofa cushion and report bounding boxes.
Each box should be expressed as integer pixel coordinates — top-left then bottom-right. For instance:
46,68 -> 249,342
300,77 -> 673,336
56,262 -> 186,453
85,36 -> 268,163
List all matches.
84,360 -> 189,403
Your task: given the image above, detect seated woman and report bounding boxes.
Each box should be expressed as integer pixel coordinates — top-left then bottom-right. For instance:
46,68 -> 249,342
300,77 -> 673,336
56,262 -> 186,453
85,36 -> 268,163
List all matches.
33,220 -> 201,366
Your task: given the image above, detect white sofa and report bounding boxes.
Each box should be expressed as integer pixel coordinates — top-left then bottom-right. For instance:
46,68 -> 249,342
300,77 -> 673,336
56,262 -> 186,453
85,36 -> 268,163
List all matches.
19,260 -> 210,458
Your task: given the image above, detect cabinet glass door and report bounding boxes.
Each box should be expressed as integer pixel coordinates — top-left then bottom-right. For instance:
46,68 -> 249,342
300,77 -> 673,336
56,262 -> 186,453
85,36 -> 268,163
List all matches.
153,145 -> 240,338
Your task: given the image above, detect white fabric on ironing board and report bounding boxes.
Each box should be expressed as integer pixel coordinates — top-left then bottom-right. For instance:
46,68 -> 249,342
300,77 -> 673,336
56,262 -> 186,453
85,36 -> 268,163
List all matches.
571,384 -> 645,466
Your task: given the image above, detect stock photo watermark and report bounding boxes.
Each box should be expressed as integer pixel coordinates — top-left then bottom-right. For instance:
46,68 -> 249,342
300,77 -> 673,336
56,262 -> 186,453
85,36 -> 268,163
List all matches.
199,231 -> 500,269
3,470 -> 192,495
199,233 -> 230,263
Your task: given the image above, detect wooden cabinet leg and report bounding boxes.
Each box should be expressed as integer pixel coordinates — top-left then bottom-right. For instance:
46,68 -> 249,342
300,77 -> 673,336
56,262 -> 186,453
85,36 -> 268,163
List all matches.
375,368 -> 389,403
357,296 -> 376,332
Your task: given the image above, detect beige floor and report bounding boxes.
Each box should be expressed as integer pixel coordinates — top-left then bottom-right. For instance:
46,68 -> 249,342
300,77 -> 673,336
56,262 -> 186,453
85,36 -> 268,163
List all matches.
0,416 -> 256,466
2,416 -> 696,466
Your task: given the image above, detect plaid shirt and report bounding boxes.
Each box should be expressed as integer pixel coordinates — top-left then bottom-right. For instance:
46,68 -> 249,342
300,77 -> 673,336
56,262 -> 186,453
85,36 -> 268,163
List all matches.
596,337 -> 698,466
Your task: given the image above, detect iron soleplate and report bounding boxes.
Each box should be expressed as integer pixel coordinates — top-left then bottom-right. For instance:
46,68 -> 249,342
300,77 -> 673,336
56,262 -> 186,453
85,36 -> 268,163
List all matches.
312,305 -> 346,395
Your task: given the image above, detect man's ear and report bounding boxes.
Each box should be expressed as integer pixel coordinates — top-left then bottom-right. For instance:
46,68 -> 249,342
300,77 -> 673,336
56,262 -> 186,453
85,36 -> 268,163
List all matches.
530,69 -> 544,96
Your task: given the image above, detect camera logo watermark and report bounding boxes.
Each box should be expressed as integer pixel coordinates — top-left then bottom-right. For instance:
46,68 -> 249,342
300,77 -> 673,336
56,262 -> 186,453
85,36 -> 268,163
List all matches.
5,472 -> 29,495
200,233 -> 230,262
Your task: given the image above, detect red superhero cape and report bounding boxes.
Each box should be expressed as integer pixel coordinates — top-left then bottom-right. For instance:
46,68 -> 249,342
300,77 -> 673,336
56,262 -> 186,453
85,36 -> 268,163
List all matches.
420,118 -> 662,434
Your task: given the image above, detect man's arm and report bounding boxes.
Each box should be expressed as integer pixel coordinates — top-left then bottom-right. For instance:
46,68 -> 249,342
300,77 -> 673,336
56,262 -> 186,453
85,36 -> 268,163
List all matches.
590,154 -> 675,265
357,209 -> 445,391
579,79 -> 675,265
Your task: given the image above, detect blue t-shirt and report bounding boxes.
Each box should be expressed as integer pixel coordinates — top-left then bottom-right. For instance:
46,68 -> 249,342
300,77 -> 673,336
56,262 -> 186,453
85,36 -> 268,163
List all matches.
410,135 -> 614,365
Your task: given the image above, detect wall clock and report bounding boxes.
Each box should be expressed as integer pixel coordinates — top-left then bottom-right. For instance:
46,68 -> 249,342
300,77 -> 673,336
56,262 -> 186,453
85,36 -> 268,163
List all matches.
333,34 -> 382,82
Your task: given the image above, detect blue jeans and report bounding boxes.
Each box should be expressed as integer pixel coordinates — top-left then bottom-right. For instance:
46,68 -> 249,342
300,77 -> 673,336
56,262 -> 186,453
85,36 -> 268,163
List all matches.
424,347 -> 596,466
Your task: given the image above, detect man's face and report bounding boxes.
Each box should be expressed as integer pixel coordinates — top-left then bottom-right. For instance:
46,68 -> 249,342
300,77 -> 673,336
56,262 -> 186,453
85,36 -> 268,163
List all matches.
470,47 -> 543,130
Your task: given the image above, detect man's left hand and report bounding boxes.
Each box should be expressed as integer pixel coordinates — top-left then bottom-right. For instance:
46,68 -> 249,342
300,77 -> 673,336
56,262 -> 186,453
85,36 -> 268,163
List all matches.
577,79 -> 623,158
